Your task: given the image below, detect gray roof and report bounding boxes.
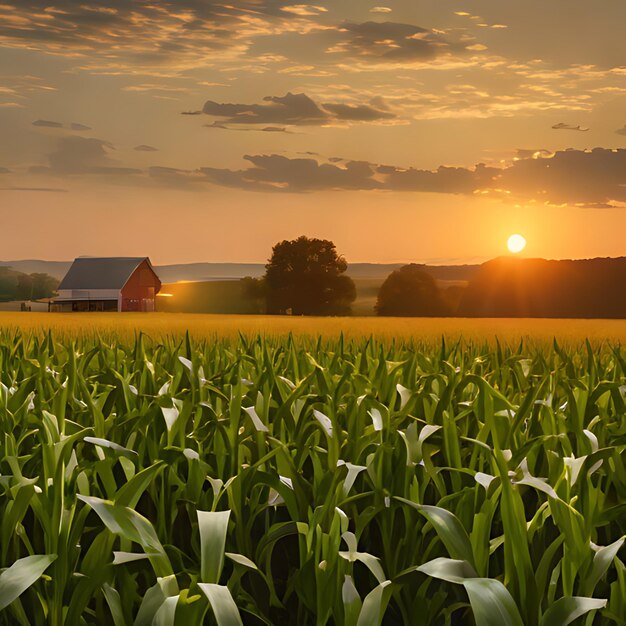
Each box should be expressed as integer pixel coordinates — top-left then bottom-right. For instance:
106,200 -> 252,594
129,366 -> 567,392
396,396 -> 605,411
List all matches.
58,257 -> 153,290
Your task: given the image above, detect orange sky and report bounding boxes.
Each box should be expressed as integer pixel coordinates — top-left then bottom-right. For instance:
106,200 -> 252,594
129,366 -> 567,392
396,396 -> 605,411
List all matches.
1,1 -> 625,264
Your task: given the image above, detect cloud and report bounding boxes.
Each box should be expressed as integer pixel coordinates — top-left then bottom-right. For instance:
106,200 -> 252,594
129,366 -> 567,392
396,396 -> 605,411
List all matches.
32,136 -> 141,176
32,119 -> 92,131
0,1 -> 331,72
155,153 -> 496,193
134,144 -> 159,152
281,5 -> 327,16
552,122 -> 589,131
157,148 -> 626,207
321,102 -> 395,121
199,92 -> 395,126
328,21 -> 466,64
370,7 -> 392,13
16,133 -> 626,208
615,125 -> 626,136
496,147 -> 626,205
32,119 -> 63,128
0,186 -> 68,192
206,123 -> 292,133
575,202 -> 617,209
515,149 -> 553,159
0,167 -> 10,174
202,154 -> 384,191
123,83 -> 188,93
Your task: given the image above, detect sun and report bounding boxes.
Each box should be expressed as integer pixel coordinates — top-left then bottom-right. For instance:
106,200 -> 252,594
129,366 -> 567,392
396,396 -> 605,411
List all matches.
507,233 -> 527,254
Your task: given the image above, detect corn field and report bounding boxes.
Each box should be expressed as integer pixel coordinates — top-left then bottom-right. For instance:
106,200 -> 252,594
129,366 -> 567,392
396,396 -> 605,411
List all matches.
0,330 -> 625,625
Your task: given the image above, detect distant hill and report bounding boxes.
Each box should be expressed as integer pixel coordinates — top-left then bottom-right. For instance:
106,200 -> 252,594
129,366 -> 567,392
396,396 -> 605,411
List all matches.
0,259 -> 480,283
459,256 -> 626,318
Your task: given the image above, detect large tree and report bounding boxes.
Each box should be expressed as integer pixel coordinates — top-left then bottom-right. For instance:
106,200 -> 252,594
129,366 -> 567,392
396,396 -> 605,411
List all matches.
264,236 -> 356,315
375,264 -> 446,316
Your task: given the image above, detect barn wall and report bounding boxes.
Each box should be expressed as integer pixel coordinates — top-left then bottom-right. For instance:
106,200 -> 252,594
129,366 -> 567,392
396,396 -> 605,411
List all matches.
120,260 -> 162,312
56,289 -> 120,300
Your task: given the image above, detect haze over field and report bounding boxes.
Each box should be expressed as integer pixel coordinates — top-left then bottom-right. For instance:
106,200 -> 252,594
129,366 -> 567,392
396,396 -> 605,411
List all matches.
1,1 -> 626,265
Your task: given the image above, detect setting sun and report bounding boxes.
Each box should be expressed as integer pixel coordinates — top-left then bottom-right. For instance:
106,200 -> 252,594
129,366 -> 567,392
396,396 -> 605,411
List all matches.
507,233 -> 527,254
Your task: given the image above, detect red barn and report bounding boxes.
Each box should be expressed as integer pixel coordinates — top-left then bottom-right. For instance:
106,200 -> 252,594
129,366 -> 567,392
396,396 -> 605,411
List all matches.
50,257 -> 161,312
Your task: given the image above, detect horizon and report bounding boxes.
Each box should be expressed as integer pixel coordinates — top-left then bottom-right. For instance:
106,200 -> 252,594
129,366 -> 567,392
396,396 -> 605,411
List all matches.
2,253 -> 626,269
1,1 -> 626,263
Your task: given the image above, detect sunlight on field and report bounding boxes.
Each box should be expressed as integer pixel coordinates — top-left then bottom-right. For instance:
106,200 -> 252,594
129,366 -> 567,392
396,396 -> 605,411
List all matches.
0,312 -> 624,346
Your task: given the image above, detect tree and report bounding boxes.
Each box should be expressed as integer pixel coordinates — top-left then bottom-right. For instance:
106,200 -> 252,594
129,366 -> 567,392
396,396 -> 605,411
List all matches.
0,268 -> 18,301
30,273 -> 59,300
16,272 -> 59,300
375,264 -> 446,316
241,276 -> 266,314
0,267 -> 58,302
264,236 -> 356,315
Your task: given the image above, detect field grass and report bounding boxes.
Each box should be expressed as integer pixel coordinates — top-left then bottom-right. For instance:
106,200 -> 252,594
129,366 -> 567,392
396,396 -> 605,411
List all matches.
0,318 -> 625,624
1,312 -> 626,346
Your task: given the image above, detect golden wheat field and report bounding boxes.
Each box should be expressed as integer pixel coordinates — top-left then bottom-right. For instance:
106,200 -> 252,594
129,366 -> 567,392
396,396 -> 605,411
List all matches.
0,312 -> 624,345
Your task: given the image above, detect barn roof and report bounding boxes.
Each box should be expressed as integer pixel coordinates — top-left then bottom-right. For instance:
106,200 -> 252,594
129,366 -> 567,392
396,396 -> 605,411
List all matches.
58,257 -> 154,290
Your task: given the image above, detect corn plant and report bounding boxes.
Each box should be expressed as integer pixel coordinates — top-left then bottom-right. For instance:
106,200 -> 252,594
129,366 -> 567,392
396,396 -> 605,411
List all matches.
0,330 -> 624,624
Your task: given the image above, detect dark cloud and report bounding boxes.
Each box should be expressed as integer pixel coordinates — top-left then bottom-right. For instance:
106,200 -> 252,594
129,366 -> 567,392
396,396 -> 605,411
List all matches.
201,155 -> 383,191
0,167 -> 10,174
321,102 -> 394,121
17,133 -> 626,207
552,122 -> 589,132
32,119 -> 63,128
148,166 -> 207,189
497,147 -> 626,205
0,187 -> 68,192
206,123 -> 291,133
32,136 -> 141,176
380,162 -> 497,193
575,202 -> 617,209
0,1 -> 330,70
331,21 -> 463,63
161,148 -> 626,206
134,144 -> 159,151
149,166 -> 189,177
615,125 -> 626,136
202,92 -> 326,125
33,119 -> 92,131
156,154 -> 493,193
200,92 -> 395,126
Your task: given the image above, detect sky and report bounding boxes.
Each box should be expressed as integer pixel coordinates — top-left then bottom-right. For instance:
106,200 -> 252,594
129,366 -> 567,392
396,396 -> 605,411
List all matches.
1,0 -> 626,265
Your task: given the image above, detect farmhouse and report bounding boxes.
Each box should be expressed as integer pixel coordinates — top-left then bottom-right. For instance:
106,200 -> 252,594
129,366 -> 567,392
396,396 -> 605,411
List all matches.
50,257 -> 161,312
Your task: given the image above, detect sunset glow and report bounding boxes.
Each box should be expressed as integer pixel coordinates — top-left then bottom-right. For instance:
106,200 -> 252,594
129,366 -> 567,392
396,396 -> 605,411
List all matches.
0,1 -> 625,264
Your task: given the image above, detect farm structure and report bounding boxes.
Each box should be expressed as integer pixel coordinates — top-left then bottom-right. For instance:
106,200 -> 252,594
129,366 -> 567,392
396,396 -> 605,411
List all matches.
49,257 -> 161,312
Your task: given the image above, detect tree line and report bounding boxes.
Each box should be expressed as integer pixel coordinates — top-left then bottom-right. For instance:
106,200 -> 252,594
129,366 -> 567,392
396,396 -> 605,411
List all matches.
242,235 -> 455,316
0,267 -> 59,302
